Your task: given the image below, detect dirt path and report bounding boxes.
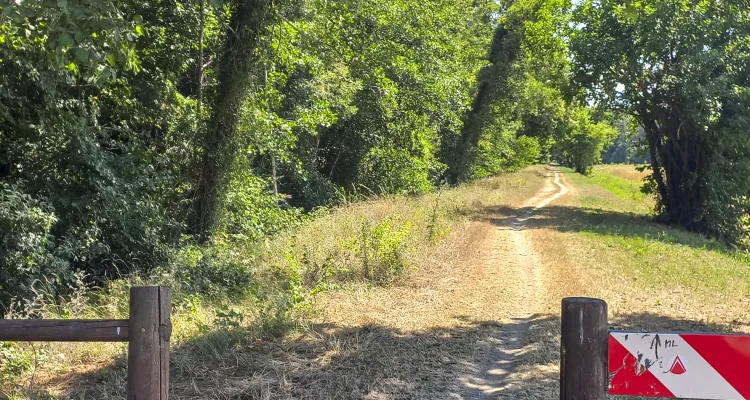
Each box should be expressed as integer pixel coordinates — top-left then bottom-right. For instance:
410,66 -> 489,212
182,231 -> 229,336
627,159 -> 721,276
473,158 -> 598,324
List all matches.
263,165 -> 749,400
245,167 -> 572,399
29,165 -> 750,400
463,168 -> 568,398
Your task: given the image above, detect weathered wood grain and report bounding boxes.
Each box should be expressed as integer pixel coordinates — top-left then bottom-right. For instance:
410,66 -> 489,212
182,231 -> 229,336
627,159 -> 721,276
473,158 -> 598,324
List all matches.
560,297 -> 608,400
127,286 -> 171,399
0,319 -> 128,342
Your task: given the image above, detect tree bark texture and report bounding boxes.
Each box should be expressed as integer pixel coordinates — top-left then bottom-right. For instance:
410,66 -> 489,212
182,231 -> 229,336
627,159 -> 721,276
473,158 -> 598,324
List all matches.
188,0 -> 276,240
639,96 -> 708,233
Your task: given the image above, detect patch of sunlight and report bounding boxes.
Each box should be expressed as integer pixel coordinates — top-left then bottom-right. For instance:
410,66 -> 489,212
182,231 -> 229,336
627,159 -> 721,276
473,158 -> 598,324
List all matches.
579,230 -> 750,297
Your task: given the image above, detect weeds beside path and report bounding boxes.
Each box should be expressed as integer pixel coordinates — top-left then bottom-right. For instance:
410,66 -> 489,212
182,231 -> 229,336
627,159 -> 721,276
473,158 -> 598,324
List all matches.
6,165 -> 750,399
267,164 -> 750,400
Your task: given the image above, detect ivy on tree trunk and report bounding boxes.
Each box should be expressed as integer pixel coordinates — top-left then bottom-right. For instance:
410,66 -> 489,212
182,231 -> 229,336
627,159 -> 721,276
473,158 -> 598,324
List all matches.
188,0 -> 277,240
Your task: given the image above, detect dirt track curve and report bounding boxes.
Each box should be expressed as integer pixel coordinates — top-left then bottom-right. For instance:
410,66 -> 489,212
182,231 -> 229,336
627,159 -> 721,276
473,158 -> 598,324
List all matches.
465,168 -> 568,398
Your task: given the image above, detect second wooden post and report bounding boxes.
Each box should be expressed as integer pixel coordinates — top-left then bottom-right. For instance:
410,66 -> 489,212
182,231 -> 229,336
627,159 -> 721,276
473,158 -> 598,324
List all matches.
128,286 -> 171,399
560,297 -> 608,400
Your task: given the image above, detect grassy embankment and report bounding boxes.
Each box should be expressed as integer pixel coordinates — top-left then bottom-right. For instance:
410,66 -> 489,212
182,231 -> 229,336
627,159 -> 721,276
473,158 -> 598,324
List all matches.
562,164 -> 750,316
512,164 -> 750,398
1,167 -> 549,399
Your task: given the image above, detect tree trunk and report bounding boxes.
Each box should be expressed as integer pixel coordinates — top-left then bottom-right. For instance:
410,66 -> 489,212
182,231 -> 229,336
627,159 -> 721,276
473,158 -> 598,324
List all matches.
197,0 -> 205,117
451,27 -> 519,182
641,104 -> 707,233
642,118 -> 669,208
452,81 -> 489,181
188,0 -> 276,240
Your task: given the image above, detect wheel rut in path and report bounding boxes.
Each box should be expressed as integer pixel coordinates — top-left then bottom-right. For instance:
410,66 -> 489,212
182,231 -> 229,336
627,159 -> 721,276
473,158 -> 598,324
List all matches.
463,168 -> 568,399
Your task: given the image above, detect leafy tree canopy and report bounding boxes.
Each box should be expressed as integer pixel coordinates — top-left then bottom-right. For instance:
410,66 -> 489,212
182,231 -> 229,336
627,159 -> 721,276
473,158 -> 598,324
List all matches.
571,0 -> 750,242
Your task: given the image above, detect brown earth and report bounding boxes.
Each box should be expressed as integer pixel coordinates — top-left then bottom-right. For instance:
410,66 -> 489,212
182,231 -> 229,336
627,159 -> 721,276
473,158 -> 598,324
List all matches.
17,165 -> 745,400
281,166 -> 574,399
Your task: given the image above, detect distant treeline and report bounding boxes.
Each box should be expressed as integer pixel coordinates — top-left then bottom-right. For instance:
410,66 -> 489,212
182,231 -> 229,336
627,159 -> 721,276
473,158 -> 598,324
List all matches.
601,117 -> 649,165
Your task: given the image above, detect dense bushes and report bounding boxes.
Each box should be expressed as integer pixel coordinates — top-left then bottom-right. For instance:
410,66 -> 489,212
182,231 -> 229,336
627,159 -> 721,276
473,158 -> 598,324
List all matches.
0,183 -> 65,308
0,0 -> 623,312
0,0 -> 493,309
358,148 -> 437,196
223,169 -> 304,240
166,242 -> 256,299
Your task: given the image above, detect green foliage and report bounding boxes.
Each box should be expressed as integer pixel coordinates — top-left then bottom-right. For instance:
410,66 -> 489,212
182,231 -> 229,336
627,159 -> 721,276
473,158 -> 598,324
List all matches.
513,136 -> 543,168
358,148 -> 437,195
167,241 -> 254,299
0,0 -> 556,309
557,107 -> 618,174
214,304 -> 245,329
5,0 -> 708,315
0,183 -> 67,310
249,250 -> 331,337
0,342 -> 40,387
0,0 -> 142,80
452,0 -> 571,181
0,0 -> 198,308
346,217 -> 414,285
701,89 -> 750,242
222,168 -> 304,241
602,117 -> 649,165
472,132 -> 542,178
571,0 -> 750,243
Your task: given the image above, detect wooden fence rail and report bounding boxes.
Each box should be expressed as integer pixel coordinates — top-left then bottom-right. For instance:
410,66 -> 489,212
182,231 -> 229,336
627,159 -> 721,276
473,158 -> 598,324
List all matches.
0,286 -> 170,400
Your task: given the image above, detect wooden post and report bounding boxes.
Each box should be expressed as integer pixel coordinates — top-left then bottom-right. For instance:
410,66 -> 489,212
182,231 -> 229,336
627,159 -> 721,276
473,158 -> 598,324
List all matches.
560,297 -> 608,400
127,286 -> 171,400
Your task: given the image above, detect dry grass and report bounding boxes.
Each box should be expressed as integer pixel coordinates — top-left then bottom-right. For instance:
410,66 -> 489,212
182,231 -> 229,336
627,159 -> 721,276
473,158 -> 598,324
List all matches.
318,167 -> 549,332
2,167 -> 550,399
8,164 -> 743,400
597,164 -> 649,182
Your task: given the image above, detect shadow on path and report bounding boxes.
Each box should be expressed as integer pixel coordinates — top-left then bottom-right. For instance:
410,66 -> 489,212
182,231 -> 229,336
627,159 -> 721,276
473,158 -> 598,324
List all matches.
478,205 -> 727,253
16,312 -> 737,399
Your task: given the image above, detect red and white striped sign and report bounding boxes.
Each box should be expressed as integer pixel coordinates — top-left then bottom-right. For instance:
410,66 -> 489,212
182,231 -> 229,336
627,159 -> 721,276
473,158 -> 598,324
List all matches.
608,331 -> 750,399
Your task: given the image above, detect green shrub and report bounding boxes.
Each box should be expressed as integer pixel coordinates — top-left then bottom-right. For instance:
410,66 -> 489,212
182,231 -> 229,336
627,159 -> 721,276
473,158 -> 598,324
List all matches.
0,183 -> 68,314
358,148 -> 436,195
345,217 -> 414,284
167,241 -> 255,299
222,171 -> 304,241
472,128 -> 541,179
278,166 -> 345,211
0,342 -> 43,388
509,136 -> 542,170
246,250 -> 332,337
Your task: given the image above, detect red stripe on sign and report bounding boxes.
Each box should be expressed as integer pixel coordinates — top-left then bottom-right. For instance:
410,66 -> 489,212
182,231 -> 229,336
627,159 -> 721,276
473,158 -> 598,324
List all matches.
682,334 -> 750,398
608,335 -> 674,397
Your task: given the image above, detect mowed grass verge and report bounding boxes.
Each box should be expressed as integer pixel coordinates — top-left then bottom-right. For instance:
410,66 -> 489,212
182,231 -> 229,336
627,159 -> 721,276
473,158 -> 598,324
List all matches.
502,164 -> 750,399
1,167 -> 550,399
560,165 -> 750,321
